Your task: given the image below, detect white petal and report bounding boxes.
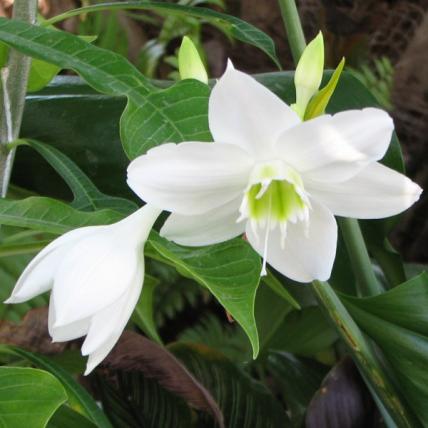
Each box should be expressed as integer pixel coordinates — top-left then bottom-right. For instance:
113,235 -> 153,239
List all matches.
82,263 -> 144,374
160,197 -> 244,246
209,66 -> 300,156
307,162 -> 423,219
5,227 -> 98,304
246,201 -> 337,282
275,108 -> 394,183
48,296 -> 90,342
52,230 -> 142,326
128,142 -> 252,215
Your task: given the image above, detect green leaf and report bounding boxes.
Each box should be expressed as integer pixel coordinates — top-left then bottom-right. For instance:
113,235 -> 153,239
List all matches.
0,367 -> 67,428
341,274 -> 428,426
172,343 -> 291,428
48,405 -> 97,428
262,269 -> 300,309
0,197 -> 123,234
43,1 -> 280,68
0,17 -> 211,159
268,306 -> 338,357
147,232 -> 261,358
0,345 -> 113,427
27,59 -> 61,93
22,139 -> 137,214
132,274 -> 162,344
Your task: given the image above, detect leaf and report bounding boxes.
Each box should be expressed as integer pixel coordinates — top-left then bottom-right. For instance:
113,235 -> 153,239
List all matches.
27,59 -> 61,93
172,342 -> 291,428
22,139 -> 137,214
0,197 -> 123,234
103,331 -> 224,427
43,1 -> 280,67
0,17 -> 211,159
147,232 -> 261,358
47,405 -> 97,428
268,306 -> 338,357
305,357 -> 378,428
267,351 -> 329,426
0,345 -> 113,428
0,367 -> 67,428
132,274 -> 162,344
341,274 -> 428,426
262,269 -> 301,309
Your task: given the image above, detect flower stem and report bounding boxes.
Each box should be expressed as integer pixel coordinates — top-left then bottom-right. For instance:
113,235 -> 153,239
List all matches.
338,217 -> 383,296
277,0 -> 306,63
0,0 -> 38,197
312,280 -> 416,427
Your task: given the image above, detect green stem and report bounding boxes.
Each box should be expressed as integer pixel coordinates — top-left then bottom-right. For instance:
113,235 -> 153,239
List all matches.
0,0 -> 38,197
277,0 -> 306,62
338,217 -> 382,296
312,280 -> 417,427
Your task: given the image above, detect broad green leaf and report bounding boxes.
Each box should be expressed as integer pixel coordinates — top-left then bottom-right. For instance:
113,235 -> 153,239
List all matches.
0,345 -> 113,427
22,139 -> 137,214
0,367 -> 67,428
0,17 -> 211,159
172,343 -> 291,428
262,269 -> 301,309
341,274 -> 428,426
132,274 -> 162,344
147,232 -> 261,358
43,1 -> 280,68
0,197 -> 122,234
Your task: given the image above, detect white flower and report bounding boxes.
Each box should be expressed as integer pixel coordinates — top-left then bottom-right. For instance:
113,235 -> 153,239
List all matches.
5,205 -> 161,374
127,65 -> 422,283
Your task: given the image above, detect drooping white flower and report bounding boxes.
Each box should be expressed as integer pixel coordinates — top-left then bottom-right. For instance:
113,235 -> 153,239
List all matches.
127,65 -> 422,283
5,205 -> 161,374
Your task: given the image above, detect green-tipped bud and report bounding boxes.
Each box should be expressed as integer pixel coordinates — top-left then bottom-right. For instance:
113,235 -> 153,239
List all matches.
178,36 -> 208,84
293,31 -> 324,118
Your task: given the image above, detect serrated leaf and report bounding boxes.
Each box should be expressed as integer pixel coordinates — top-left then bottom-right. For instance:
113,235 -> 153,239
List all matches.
0,367 -> 67,428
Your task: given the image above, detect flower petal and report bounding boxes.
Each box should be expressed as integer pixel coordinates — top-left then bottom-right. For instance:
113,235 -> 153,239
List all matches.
82,263 -> 144,374
48,296 -> 90,342
160,197 -> 244,246
52,230 -> 142,326
246,201 -> 337,282
5,227 -> 98,304
275,108 -> 394,182
209,65 -> 300,156
307,162 -> 423,219
128,142 -> 252,215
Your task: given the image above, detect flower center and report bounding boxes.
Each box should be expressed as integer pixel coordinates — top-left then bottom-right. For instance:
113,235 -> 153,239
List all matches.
238,160 -> 310,275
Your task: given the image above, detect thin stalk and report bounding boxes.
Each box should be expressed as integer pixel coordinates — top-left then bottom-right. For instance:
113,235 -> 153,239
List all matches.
312,280 -> 417,427
0,0 -> 38,197
277,0 -> 306,63
338,217 -> 383,296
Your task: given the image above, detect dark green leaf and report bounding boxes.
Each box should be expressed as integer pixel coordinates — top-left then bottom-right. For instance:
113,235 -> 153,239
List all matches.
43,1 -> 280,67
0,367 -> 67,428
267,351 -> 329,426
48,405 -> 97,428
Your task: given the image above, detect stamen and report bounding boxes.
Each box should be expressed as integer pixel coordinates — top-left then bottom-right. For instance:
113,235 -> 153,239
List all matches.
260,195 -> 272,276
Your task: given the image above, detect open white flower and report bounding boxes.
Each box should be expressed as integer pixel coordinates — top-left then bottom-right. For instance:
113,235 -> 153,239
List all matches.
5,205 -> 161,374
127,65 -> 422,283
